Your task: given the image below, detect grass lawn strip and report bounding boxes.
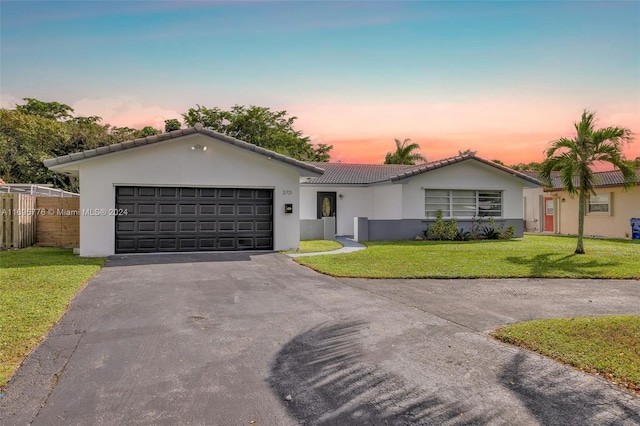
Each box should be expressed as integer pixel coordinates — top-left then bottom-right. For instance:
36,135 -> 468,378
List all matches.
0,247 -> 104,389
294,235 -> 640,279
493,315 -> 640,394
282,239 -> 343,254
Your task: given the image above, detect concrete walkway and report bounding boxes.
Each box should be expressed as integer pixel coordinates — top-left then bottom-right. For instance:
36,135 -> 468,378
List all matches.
287,235 -> 366,257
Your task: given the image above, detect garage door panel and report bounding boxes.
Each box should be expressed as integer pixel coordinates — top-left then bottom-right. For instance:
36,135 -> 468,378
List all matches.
115,186 -> 273,253
179,204 -> 197,215
237,221 -> 253,231
218,221 -> 235,231
218,205 -> 235,215
200,221 -> 216,231
199,205 -> 216,215
117,221 -> 135,232
138,221 -> 156,232
138,204 -> 156,215
255,237 -> 272,248
238,205 -> 254,215
199,188 -> 217,197
159,188 -> 177,197
256,221 -> 272,231
159,221 -> 177,232
138,187 -> 156,197
256,189 -> 272,199
159,204 -> 177,215
256,205 -> 272,215
116,239 -> 135,250
180,188 -> 197,197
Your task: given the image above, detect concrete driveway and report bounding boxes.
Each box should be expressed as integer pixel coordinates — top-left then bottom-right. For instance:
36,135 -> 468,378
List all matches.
1,252 -> 639,425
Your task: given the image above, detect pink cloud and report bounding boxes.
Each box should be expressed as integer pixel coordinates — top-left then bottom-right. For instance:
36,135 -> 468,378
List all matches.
72,96 -> 181,130
290,100 -> 640,165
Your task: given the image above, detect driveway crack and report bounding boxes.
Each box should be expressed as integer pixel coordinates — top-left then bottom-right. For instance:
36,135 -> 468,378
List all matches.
31,330 -> 86,423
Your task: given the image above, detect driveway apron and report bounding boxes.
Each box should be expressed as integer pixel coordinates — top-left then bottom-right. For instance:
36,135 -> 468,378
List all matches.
1,252 -> 639,425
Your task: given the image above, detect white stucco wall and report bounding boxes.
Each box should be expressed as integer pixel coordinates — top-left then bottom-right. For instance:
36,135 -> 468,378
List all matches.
300,185 -> 373,236
400,160 -> 528,219
371,184 -> 403,219
68,134 -> 302,256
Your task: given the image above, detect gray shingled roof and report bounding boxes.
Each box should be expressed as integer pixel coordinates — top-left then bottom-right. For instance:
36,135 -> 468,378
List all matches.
306,162 -> 414,184
547,169 -> 640,190
44,124 -> 324,175
306,155 -> 541,186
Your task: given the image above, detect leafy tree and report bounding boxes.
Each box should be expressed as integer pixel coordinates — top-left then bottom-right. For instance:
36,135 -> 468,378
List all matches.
15,97 -> 74,121
384,138 -> 426,165
634,156 -> 640,167
139,126 -> 160,137
539,110 -> 635,254
492,159 -> 506,166
182,104 -> 332,161
0,109 -> 78,190
312,143 -> 333,162
164,119 -> 181,132
509,161 -> 544,171
111,126 -> 138,143
65,116 -> 113,154
458,149 -> 477,156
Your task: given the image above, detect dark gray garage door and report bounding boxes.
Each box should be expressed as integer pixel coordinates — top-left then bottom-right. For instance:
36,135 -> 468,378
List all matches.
115,186 -> 273,253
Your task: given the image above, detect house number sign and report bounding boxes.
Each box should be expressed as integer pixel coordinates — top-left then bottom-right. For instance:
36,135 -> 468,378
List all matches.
282,190 -> 293,196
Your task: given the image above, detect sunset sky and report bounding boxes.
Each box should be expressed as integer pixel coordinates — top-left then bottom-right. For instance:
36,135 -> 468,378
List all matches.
1,1 -> 639,166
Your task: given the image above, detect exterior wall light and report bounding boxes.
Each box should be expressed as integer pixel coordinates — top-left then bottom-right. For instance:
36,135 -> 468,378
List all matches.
191,144 -> 207,151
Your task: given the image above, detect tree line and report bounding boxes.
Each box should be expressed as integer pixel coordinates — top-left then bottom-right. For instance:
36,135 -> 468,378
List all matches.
0,98 -> 333,192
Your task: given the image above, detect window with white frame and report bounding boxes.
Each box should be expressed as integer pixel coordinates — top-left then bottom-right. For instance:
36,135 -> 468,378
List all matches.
425,190 -> 503,218
588,193 -> 610,214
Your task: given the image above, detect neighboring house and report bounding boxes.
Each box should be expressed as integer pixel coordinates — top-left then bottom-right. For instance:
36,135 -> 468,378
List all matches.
44,125 -> 540,256
44,124 -> 323,256
300,156 -> 540,241
527,169 -> 639,239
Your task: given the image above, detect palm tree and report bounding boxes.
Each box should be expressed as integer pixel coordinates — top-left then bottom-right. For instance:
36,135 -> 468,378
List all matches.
384,138 -> 426,165
539,110 -> 635,254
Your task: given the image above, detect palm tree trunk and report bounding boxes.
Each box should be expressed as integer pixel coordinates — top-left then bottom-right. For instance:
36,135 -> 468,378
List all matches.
575,190 -> 586,254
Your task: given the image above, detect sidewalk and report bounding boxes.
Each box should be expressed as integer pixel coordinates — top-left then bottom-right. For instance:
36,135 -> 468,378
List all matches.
286,236 -> 366,257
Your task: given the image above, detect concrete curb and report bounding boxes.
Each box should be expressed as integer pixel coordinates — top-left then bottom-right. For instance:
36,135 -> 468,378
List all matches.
287,236 -> 366,257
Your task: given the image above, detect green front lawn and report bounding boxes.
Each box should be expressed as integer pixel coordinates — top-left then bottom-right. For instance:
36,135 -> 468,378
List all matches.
494,316 -> 640,393
294,235 -> 640,279
0,248 -> 104,389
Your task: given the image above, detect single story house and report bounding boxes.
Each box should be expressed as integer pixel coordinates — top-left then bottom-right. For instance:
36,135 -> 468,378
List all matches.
44,124 -> 323,256
300,158 -> 540,241
45,125 -> 540,256
524,169 -> 640,239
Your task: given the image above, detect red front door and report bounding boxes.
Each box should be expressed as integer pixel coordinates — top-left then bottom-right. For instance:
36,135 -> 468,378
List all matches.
544,197 -> 554,232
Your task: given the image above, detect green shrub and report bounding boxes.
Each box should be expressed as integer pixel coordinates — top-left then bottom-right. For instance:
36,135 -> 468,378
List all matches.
425,210 -> 458,240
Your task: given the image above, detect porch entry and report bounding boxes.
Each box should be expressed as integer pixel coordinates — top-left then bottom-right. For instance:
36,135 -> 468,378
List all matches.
544,197 -> 554,232
317,192 -> 337,232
